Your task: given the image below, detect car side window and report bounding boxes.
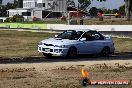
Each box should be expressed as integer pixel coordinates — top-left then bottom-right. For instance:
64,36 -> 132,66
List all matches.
82,32 -> 95,41
81,31 -> 104,41
76,31 -> 83,39
90,31 -> 104,40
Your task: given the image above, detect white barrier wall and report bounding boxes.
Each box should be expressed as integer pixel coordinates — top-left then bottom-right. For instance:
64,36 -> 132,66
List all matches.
47,24 -> 132,31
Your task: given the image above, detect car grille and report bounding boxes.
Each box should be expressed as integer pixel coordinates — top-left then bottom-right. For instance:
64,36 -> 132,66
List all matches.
42,48 -> 53,52
44,43 -> 54,46
50,49 -> 53,52
42,48 -> 45,51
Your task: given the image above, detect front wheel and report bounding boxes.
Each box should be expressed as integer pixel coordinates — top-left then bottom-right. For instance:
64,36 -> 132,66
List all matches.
67,47 -> 77,59
101,47 -> 110,57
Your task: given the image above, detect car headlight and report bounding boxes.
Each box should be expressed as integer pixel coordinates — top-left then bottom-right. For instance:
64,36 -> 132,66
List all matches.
39,42 -> 43,45
54,45 -> 65,48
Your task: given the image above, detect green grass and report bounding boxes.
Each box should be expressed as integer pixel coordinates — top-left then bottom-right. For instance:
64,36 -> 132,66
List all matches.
22,19 -> 132,25
1,19 -> 132,27
0,23 -> 47,29
0,30 -> 55,57
0,30 -> 131,58
43,20 -> 67,24
83,19 -> 132,25
37,18 -> 132,25
113,37 -> 132,53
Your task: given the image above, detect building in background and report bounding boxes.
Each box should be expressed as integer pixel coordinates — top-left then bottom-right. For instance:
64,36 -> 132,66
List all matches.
8,0 -> 67,21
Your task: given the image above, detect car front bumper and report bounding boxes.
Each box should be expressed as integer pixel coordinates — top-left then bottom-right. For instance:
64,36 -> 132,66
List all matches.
38,45 -> 68,56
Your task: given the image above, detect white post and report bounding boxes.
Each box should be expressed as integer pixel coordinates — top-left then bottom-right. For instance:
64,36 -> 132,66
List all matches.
68,12 -> 70,25
77,1 -> 79,24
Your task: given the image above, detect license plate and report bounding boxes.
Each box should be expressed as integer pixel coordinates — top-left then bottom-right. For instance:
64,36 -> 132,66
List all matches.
45,48 -> 50,52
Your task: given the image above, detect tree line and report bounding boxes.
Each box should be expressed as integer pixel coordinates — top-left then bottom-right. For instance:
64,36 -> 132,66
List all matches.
0,0 -> 131,21
89,5 -> 125,16
68,0 -> 132,21
0,0 -> 22,17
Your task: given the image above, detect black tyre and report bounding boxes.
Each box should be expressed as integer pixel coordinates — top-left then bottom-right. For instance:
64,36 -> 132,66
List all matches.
101,47 -> 110,57
67,47 -> 77,58
80,77 -> 91,86
42,53 -> 52,59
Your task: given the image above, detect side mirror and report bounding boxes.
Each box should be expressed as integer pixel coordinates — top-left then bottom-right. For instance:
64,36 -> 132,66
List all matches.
80,38 -> 86,41
55,35 -> 58,38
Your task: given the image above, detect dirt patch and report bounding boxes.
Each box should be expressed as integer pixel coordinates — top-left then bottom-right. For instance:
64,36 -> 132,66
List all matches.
0,63 -> 132,88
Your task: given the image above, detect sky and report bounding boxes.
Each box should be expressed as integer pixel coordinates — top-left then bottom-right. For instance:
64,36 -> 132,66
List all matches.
3,0 -> 14,5
89,0 -> 124,10
3,0 -> 124,10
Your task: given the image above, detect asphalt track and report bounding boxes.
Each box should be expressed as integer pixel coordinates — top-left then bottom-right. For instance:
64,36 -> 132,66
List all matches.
0,52 -> 131,64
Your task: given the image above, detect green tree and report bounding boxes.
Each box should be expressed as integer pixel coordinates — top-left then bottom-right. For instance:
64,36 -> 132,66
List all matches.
0,5 -> 7,17
119,5 -> 125,15
112,9 -> 119,14
96,0 -> 131,21
0,0 -> 2,11
12,0 -> 23,8
0,1 -> 20,17
125,0 -> 132,21
0,0 -> 2,5
5,14 -> 24,22
104,9 -> 111,14
96,0 -> 131,20
78,0 -> 106,11
67,0 -> 75,7
78,0 -> 91,10
14,0 -> 18,7
89,7 -> 98,16
19,0 -> 23,8
75,0 -> 108,19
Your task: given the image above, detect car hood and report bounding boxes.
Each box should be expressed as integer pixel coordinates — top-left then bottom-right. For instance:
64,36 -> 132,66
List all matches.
41,38 -> 76,45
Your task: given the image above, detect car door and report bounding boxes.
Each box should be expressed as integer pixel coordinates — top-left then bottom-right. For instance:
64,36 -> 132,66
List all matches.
77,31 -> 95,54
89,31 -> 105,54
78,31 -> 105,54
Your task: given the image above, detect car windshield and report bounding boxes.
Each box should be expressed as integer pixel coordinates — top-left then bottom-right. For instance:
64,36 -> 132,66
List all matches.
56,30 -> 83,40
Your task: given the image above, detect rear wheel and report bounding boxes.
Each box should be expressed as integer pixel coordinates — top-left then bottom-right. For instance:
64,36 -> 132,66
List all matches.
67,47 -> 77,59
42,53 -> 52,59
101,47 -> 110,57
